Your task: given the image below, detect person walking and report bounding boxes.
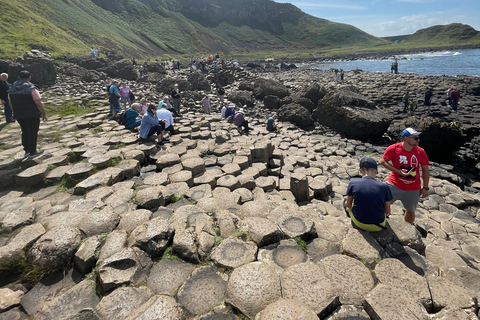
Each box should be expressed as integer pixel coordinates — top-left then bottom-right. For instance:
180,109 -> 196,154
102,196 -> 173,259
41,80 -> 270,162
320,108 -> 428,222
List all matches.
8,70 -> 47,158
402,91 -> 410,113
345,157 -> 392,232
423,88 -> 433,113
380,128 -> 430,224
450,88 -> 461,111
0,73 -> 14,123
202,95 -> 211,114
171,84 -> 181,115
108,81 -> 121,118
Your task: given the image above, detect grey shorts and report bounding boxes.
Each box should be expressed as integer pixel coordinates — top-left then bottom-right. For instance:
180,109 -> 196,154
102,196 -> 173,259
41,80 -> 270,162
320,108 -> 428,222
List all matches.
386,182 -> 420,212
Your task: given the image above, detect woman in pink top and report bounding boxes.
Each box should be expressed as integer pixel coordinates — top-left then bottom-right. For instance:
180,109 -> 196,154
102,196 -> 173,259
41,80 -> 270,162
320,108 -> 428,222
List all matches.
120,82 -> 131,110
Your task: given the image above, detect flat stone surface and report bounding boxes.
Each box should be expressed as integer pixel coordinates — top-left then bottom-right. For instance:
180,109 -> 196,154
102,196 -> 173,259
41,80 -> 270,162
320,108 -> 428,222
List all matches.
281,261 -> 338,316
142,172 -> 169,186
272,240 -> 308,269
211,237 -> 257,268
177,266 -> 228,316
117,209 -> 152,233
241,217 -> 283,247
16,163 -> 49,186
226,262 -> 282,319
255,298 -> 319,320
95,287 -> 152,320
147,259 -> 196,296
78,207 -> 120,237
319,254 -> 374,305
276,215 -> 317,240
128,217 -> 174,258
127,295 -> 184,320
67,162 -> 94,180
0,288 -> 24,312
341,228 -> 383,264
307,238 -> 340,262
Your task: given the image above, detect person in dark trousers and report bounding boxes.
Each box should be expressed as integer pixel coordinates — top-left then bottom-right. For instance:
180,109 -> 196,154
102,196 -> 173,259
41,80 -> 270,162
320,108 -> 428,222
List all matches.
451,88 -> 461,111
0,73 -> 14,123
8,70 -> 48,158
171,84 -> 181,115
423,88 -> 433,113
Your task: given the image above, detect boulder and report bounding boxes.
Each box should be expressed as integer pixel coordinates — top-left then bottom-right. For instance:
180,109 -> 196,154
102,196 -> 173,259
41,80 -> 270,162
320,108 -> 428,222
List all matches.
147,259 -> 196,296
313,90 -> 391,139
95,287 -> 152,320
14,50 -> 56,86
102,59 -> 138,80
187,72 -> 211,91
229,90 -> 254,108
253,78 -> 289,99
277,103 -> 313,128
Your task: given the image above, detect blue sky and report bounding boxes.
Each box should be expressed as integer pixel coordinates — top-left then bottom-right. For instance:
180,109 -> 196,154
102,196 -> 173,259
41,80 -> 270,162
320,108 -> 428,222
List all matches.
278,0 -> 480,37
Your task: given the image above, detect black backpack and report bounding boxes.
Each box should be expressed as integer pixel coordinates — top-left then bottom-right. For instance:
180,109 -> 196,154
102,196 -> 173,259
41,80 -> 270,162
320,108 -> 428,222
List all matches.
107,84 -> 112,93
129,91 -> 135,102
118,111 -> 127,125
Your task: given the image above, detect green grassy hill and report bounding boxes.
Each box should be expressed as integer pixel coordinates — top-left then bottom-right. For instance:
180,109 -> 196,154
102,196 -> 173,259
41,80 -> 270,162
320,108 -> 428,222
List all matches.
403,23 -> 480,46
0,0 -> 388,59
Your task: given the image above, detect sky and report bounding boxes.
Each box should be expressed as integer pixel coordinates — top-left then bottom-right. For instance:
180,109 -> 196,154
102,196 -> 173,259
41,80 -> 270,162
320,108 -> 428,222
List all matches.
277,0 -> 480,37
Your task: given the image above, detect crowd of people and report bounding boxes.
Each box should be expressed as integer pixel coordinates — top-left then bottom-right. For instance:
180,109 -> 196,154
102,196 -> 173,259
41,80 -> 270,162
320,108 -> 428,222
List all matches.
401,86 -> 461,116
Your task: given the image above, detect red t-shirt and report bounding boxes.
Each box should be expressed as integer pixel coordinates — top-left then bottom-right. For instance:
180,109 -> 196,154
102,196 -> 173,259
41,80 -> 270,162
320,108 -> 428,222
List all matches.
382,143 -> 429,191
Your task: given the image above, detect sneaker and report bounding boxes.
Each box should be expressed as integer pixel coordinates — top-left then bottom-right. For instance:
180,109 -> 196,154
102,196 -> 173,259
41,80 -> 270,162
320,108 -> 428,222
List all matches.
156,143 -> 164,148
28,150 -> 44,159
23,152 -> 30,158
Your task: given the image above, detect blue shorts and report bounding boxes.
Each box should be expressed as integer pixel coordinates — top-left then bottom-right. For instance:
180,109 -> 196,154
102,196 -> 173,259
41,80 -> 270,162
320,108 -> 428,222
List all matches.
121,97 -> 130,103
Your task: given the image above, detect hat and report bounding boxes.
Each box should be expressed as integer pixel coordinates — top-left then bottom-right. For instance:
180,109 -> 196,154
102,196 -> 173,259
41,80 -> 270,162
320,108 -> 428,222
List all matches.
174,84 -> 178,87
402,128 -> 421,138
228,103 -> 235,108
238,109 -> 244,114
359,157 -> 377,170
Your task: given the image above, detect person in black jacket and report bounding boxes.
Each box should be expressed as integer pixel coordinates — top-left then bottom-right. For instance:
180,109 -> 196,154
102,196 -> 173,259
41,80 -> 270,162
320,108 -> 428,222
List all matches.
0,73 -> 14,123
171,84 -> 181,115
8,70 -> 48,158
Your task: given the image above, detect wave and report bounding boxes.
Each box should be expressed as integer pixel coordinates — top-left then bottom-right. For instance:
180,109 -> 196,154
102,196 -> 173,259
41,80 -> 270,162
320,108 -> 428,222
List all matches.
402,50 -> 462,59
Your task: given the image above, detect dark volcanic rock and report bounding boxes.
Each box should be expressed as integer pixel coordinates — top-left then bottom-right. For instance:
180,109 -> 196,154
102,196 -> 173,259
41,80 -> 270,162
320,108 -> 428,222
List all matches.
313,90 -> 392,139
295,82 -> 327,105
264,95 -> 281,109
12,50 -> 56,86
229,90 -> 254,107
187,72 -> 211,91
102,59 -> 138,81
253,78 -> 289,99
277,103 -> 313,128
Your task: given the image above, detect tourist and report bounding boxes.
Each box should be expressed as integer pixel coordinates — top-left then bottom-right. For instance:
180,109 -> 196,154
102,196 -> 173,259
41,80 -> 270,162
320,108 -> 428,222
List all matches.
96,48 -> 100,58
171,84 -> 181,115
202,95 -> 211,114
140,104 -> 165,148
159,96 -> 179,117
451,88 -> 461,111
157,101 -> 174,136
233,109 -> 249,135
446,87 -> 453,106
221,101 -> 227,118
0,73 -> 14,123
8,70 -> 48,158
140,98 -> 148,115
139,65 -> 144,77
124,103 -> 143,129
225,103 -> 235,122
266,114 -> 278,132
120,82 -> 132,110
340,69 -> 344,81
90,48 -> 95,58
402,90 -> 410,113
108,80 -> 121,118
423,88 -> 433,112
379,128 -> 430,224
408,99 -> 416,116
344,157 -> 392,232
217,85 -> 225,100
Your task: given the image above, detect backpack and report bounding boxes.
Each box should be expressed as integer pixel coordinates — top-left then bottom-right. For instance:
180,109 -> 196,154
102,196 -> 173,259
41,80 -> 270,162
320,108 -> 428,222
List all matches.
129,91 -> 135,102
118,111 -> 127,125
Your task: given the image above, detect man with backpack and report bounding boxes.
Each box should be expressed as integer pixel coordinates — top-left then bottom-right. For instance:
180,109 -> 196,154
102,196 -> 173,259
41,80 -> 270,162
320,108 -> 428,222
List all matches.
121,103 -> 142,129
108,81 -> 121,118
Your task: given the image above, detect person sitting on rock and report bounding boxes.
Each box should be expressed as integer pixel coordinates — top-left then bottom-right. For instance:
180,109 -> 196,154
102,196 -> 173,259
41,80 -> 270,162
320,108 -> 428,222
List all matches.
139,103 -> 166,148
157,101 -> 174,137
344,157 -> 392,232
266,114 -> 278,132
225,103 -> 235,122
233,109 -> 249,135
158,96 -> 180,117
124,103 -> 143,129
140,97 -> 148,115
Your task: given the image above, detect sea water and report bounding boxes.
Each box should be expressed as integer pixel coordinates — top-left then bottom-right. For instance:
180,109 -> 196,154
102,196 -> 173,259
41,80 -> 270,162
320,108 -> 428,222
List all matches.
307,48 -> 480,77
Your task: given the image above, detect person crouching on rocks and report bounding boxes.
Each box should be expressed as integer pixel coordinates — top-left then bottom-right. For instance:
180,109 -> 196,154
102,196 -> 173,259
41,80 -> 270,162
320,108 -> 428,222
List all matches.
233,108 -> 249,135
225,103 -> 235,123
124,103 -> 143,129
266,114 -> 279,132
344,157 -> 392,232
139,104 -> 166,148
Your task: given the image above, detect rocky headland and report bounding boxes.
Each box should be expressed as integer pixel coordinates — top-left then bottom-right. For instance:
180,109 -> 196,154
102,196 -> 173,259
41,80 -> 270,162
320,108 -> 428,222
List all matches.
1,51 -> 480,319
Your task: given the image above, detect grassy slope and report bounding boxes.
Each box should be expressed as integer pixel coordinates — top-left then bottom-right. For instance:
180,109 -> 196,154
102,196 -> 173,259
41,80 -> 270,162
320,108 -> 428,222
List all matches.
0,0 -> 388,59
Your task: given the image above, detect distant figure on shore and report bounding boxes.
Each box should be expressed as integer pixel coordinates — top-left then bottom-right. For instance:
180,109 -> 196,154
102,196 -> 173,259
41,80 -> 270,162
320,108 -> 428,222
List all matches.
90,48 -> 95,58
139,65 -> 143,77
96,48 -> 100,58
225,103 -> 235,122
423,88 -> 433,113
402,91 -> 410,113
446,87 -> 452,106
344,157 -> 392,231
340,69 -> 344,81
391,60 -> 398,74
451,88 -> 461,111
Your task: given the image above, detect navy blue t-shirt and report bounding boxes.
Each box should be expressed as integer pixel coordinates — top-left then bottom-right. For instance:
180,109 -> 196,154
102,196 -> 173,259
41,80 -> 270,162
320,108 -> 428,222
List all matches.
346,177 -> 393,224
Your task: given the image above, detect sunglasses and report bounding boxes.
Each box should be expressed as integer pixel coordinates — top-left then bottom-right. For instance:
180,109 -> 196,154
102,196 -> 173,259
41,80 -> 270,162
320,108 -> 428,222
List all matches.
410,136 -> 420,140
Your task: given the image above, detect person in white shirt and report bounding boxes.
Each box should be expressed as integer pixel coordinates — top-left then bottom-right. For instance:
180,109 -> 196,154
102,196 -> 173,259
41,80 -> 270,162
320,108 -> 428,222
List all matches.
157,101 -> 174,136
